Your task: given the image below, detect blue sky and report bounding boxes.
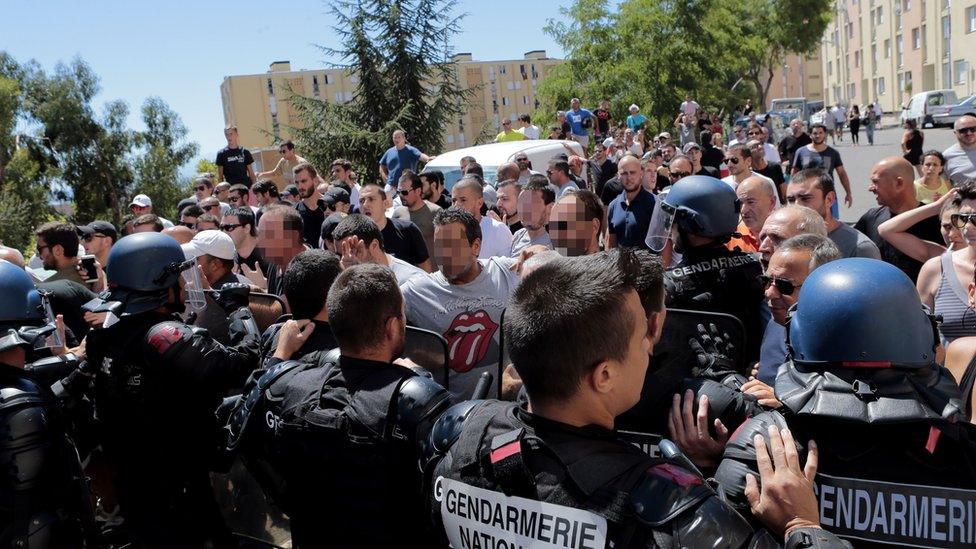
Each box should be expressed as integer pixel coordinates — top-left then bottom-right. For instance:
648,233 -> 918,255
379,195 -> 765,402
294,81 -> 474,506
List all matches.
2,0 -> 565,166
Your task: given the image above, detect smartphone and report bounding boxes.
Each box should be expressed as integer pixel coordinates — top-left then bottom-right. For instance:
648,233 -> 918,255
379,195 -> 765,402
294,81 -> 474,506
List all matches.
80,255 -> 98,283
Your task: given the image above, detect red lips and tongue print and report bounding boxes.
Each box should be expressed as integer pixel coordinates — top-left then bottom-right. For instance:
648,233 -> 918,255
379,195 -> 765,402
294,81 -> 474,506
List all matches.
444,309 -> 498,373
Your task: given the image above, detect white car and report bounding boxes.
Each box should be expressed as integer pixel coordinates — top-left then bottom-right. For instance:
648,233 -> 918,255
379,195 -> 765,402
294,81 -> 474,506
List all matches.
930,95 -> 976,127
900,89 -> 960,128
423,140 -> 586,191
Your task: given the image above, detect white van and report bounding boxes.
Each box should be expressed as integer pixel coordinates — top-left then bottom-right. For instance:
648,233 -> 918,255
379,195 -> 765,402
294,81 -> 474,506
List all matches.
900,89 -> 960,128
424,140 -> 586,191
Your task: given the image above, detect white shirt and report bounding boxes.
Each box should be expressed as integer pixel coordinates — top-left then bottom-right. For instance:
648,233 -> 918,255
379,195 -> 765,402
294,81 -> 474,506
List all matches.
518,124 -> 540,140
762,143 -> 781,164
680,100 -> 700,118
479,216 -> 515,259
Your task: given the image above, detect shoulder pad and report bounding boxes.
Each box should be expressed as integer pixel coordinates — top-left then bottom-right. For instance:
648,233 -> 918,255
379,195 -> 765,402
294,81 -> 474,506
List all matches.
429,400 -> 484,456
145,321 -> 193,357
314,347 -> 342,368
397,375 -> 451,431
714,411 -> 789,510
630,461 -> 713,527
225,359 -> 307,451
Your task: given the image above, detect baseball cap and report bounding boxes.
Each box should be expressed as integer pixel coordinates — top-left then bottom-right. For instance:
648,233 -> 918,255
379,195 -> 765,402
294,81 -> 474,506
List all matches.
283,184 -> 300,197
657,132 -> 671,140
328,187 -> 351,205
181,230 -> 237,261
77,221 -> 119,242
682,142 -> 702,153
130,194 -> 152,208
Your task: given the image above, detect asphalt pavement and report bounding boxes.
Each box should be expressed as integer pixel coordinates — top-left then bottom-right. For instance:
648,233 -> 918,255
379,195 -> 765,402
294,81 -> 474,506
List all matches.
816,124 -> 959,223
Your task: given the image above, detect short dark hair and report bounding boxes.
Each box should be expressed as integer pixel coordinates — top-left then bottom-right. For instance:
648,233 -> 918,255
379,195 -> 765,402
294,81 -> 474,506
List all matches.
327,263 -> 403,353
699,130 -> 714,144
398,170 -> 422,190
727,144 -> 750,160
293,162 -> 318,179
793,168 -> 835,197
196,213 -> 220,227
331,158 -> 352,171
922,150 -> 946,167
420,170 -> 444,187
954,180 -> 976,204
284,249 -> 342,320
465,162 -> 484,178
506,251 -> 640,404
133,214 -> 163,232
253,180 -> 279,197
523,177 -> 555,204
228,207 -> 257,237
282,140 -> 295,151
460,156 -> 477,165
332,214 -> 385,251
563,189 -> 605,235
194,176 -> 214,189
262,204 -> 304,234
518,113 -> 531,123
35,221 -> 79,257
434,208 -> 481,245
631,249 -> 665,314
809,123 -> 828,133
228,183 -> 249,196
182,205 -> 204,219
548,159 -> 570,176
361,182 -> 386,200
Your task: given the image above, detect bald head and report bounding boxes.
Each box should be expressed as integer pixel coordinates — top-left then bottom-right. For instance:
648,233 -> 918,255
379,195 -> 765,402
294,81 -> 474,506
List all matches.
956,115 -> 976,131
162,225 -> 194,245
453,177 -> 484,198
869,157 -> 918,211
877,156 -> 916,184
757,204 -> 827,267
0,246 -> 25,269
737,176 -> 778,236
497,162 -> 520,182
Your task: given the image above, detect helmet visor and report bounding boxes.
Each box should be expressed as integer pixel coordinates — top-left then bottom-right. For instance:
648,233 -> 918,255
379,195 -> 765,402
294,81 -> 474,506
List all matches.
645,200 -> 677,253
180,259 -> 207,313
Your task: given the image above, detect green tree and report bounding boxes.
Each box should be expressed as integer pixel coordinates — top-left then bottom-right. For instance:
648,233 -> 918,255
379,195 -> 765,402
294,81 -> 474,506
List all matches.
289,0 -> 471,183
132,97 -> 199,220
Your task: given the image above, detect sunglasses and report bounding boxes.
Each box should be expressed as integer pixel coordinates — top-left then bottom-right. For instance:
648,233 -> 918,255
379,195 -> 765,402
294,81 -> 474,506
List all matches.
758,274 -> 801,296
516,158 -> 528,162
195,186 -> 208,191
203,203 -> 220,210
957,127 -> 976,135
220,223 -> 242,231
747,130 -> 761,135
179,221 -> 196,228
398,189 -> 413,195
81,233 -> 108,242
279,149 -> 287,154
724,157 -> 741,164
669,171 -> 691,179
950,213 -> 976,229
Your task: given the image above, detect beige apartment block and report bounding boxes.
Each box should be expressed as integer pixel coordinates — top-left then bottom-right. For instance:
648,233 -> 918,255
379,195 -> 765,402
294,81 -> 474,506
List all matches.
809,0 -> 976,114
220,52 -> 563,185
766,50 -> 826,108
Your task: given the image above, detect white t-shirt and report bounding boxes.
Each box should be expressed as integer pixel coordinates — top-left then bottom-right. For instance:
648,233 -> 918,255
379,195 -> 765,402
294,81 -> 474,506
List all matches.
680,100 -> 700,118
400,257 -> 519,398
518,125 -> 540,140
763,143 -> 781,164
479,216 -> 515,259
389,255 -> 427,285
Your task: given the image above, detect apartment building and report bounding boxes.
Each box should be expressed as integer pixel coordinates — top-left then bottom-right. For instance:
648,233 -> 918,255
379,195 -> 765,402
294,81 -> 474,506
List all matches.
219,52 -> 563,181
767,50 -> 826,107
815,0 -> 976,112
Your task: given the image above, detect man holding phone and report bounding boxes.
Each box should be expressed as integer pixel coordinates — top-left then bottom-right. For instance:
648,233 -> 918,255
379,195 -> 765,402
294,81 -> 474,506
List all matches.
78,221 -> 117,267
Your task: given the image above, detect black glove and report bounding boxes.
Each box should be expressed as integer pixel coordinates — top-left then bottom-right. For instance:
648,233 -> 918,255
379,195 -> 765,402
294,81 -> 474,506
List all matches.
213,283 -> 251,313
688,323 -> 744,387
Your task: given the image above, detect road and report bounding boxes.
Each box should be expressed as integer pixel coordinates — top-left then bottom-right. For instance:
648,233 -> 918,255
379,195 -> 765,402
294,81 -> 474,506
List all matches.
812,124 -> 959,223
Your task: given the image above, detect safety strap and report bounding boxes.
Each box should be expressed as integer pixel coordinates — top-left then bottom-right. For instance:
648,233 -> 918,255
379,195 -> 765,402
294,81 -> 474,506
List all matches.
226,359 -> 309,451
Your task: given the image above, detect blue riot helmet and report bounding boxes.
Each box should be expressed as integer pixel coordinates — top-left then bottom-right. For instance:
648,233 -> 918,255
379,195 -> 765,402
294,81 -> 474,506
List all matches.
104,232 -> 203,315
787,258 -> 938,367
0,259 -> 49,353
645,176 -> 740,252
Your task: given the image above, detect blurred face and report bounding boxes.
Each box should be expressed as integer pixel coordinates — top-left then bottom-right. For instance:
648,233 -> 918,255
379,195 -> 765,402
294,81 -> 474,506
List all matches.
624,129 -> 634,141
257,212 -> 291,264
791,120 -> 803,135
737,182 -> 776,234
434,221 -> 479,281
571,98 -> 581,110
685,147 -> 701,163
224,128 -> 237,143
358,186 -> 386,224
199,198 -> 221,216
786,178 -> 832,220
392,131 -> 406,148
618,157 -> 643,192
958,199 -> 976,245
868,165 -> 900,207
331,164 -> 347,181
180,214 -> 199,231
518,189 -> 551,231
811,127 -> 827,145
765,249 -> 812,325
662,145 -> 676,161
501,119 -> 513,131
451,185 -> 483,217
956,116 -> 976,147
748,142 -> 763,163
495,185 -> 519,216
550,197 -> 594,256
221,214 -> 247,246
746,127 -> 763,143
130,204 -> 151,216
610,291 -> 653,413
515,155 -> 530,171
757,212 -> 797,268
215,184 -> 230,200
922,154 -> 945,178
296,169 -> 316,199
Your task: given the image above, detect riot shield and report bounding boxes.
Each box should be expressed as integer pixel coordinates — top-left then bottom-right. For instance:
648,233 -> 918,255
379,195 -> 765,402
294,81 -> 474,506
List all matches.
616,308 -> 745,439
403,326 -> 450,390
212,456 -> 291,548
192,291 -> 232,345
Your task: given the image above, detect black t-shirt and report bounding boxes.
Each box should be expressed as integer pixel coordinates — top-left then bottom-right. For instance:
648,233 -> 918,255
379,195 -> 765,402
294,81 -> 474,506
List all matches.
295,199 -> 327,248
36,280 -> 98,343
560,121 -> 571,139
778,133 -> 812,166
237,246 -> 270,274
591,158 -> 618,190
215,146 -> 254,187
381,218 -> 430,266
855,204 -> 942,282
599,176 -> 623,208
695,165 -> 720,178
320,212 -> 346,247
755,163 -> 786,201
434,194 -> 452,210
506,220 -> 524,235
593,108 -> 612,135
701,145 -> 724,172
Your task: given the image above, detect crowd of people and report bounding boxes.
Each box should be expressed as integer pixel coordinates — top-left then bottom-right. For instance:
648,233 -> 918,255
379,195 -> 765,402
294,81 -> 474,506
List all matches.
2,100 -> 976,548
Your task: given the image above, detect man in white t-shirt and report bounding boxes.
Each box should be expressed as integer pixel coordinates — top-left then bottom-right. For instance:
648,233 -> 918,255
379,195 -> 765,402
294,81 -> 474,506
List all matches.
400,208 -> 519,398
451,176 -> 513,258
517,114 -> 540,139
680,93 -> 700,118
332,214 -> 427,285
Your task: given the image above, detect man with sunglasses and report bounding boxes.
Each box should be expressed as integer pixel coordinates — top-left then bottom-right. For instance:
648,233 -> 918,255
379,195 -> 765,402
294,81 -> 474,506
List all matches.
257,140 -> 307,188
222,207 -> 265,274
720,144 -> 765,190
493,116 -> 526,143
396,170 -> 441,269
129,194 -> 173,229
944,114 -> 976,186
747,139 -> 786,202
855,157 -> 943,282
753,234 -> 841,385
78,220 -> 118,267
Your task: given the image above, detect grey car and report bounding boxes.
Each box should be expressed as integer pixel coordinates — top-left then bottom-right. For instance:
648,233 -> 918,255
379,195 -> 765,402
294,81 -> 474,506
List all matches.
931,95 -> 976,127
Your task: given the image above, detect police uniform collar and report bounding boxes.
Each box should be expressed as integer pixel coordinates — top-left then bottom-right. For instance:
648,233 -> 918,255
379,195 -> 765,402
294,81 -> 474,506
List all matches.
338,354 -> 401,371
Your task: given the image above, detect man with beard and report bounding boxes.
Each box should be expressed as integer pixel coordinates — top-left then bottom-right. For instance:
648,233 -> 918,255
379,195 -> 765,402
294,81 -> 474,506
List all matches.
549,189 -> 605,256
359,183 -> 432,270
400,208 -> 518,399
607,155 -> 654,249
791,123 -> 853,220
293,163 -> 327,248
788,169 -> 880,259
493,177 -> 523,233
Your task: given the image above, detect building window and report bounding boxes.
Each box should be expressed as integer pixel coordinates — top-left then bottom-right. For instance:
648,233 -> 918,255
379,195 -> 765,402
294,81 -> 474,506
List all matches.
943,61 -> 952,85
943,0 -> 951,9
446,134 -> 455,144
878,6 -> 884,23
897,35 -> 904,66
522,95 -> 528,105
848,83 -> 856,99
854,52 -> 860,68
905,71 -> 913,90
904,0 -> 912,9
885,39 -> 891,58
828,60 -> 833,75
877,77 -> 887,95
943,15 -> 952,57
506,82 -> 514,91
912,27 -> 921,48
312,76 -> 320,95
499,65 -> 507,75
267,78 -> 274,95
955,59 -> 968,84
968,6 -> 976,32
325,73 -> 333,85
502,97 -> 510,106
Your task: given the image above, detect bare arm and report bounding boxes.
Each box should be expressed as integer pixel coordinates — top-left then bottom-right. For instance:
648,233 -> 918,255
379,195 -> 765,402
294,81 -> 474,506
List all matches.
878,189 -> 954,263
915,256 -> 943,311
420,153 -> 432,163
217,166 -> 225,183
246,164 -> 257,185
901,130 -> 910,153
835,165 -> 853,207
607,232 -> 618,249
378,163 -> 388,182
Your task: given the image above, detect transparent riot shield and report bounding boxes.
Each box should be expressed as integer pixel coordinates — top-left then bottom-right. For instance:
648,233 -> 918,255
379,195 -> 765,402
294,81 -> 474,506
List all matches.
402,326 -> 450,390
616,308 -> 745,445
192,291 -> 288,346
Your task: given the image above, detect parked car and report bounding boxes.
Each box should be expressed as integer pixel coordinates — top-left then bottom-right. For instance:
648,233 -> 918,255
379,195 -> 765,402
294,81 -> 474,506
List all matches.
423,140 -> 586,191
809,108 -> 827,126
900,89 -> 960,128
768,97 -> 824,128
930,95 -> 976,127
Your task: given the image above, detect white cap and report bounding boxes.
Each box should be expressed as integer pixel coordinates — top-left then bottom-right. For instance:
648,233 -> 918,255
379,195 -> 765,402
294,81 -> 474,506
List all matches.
657,131 -> 672,140
130,194 -> 152,207
181,230 -> 236,261
629,104 -> 639,111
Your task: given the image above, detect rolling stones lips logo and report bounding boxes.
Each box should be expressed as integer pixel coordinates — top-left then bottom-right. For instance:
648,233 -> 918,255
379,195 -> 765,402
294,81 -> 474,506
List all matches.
444,310 -> 498,373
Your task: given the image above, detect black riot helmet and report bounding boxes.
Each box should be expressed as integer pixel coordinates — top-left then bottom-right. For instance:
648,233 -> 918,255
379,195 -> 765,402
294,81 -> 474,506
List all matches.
104,232 -> 203,315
